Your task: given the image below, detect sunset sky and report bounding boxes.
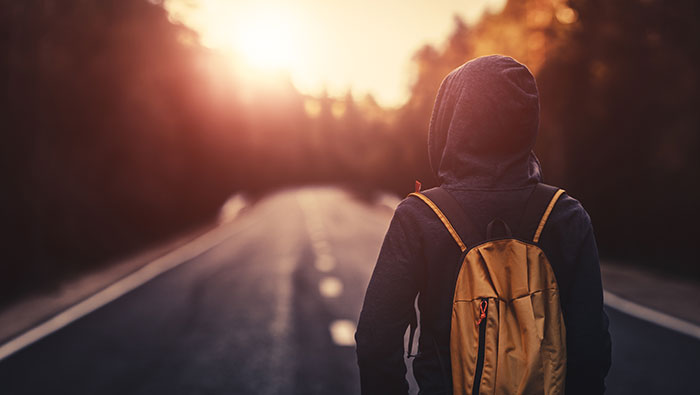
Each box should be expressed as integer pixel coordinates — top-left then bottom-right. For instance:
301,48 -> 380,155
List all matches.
164,0 -> 507,107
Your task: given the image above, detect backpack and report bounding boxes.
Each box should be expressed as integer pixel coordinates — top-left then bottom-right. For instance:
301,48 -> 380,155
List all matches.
408,183 -> 567,395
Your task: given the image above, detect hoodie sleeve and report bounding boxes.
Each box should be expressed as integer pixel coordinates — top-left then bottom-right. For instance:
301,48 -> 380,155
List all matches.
562,215 -> 613,394
355,204 -> 422,395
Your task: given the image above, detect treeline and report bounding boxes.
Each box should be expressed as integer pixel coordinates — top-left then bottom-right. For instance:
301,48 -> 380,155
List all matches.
536,0 -> 699,268
389,0 -> 700,272
0,0 -> 244,302
1,0 -> 698,303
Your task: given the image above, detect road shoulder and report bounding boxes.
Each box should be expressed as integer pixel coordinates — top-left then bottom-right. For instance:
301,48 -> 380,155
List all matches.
0,224 -> 215,346
601,261 -> 700,327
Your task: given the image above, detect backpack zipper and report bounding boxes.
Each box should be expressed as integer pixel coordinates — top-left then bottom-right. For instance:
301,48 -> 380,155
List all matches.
472,299 -> 488,394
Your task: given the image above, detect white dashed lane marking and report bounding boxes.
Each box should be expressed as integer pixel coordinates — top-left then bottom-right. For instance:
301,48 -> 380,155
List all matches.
329,319 -> 357,347
312,239 -> 332,254
297,192 -> 358,347
314,253 -> 336,272
319,276 -> 344,298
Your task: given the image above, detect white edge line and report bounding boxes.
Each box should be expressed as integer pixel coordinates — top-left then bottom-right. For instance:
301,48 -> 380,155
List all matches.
0,226 -> 235,362
5,222 -> 700,360
604,290 -> 700,340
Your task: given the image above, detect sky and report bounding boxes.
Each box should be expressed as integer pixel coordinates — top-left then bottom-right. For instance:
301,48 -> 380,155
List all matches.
164,0 -> 507,107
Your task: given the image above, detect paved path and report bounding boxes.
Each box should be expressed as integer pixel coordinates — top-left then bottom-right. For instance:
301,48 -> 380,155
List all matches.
0,187 -> 698,394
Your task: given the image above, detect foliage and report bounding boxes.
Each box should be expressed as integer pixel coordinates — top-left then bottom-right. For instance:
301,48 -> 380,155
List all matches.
0,0 -> 241,301
392,0 -> 700,270
1,0 -> 698,302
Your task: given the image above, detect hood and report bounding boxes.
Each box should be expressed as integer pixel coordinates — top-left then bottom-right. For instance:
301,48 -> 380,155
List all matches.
428,55 -> 543,190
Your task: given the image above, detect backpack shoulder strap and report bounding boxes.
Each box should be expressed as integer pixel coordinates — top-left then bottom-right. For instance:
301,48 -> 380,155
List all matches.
405,187 -> 479,359
517,183 -> 566,243
408,187 -> 482,252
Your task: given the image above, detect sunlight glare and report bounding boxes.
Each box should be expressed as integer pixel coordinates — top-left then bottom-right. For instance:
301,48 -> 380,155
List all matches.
233,9 -> 301,70
164,0 -> 509,107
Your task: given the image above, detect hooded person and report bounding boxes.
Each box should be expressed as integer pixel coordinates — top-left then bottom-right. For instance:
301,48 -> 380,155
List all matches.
355,55 -> 611,394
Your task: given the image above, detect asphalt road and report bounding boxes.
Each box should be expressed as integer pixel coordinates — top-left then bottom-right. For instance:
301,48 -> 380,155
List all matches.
0,187 -> 698,394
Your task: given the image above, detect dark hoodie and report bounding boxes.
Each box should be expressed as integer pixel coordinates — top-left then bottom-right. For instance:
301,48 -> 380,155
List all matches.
355,55 -> 611,394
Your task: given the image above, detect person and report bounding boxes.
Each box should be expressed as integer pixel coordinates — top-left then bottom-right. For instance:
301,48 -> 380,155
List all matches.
355,55 -> 612,394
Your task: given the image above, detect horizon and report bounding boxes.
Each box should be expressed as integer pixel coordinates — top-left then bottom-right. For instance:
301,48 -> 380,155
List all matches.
163,0 -> 507,107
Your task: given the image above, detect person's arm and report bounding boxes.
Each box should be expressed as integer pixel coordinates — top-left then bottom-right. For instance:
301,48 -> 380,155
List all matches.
563,217 -> 613,394
355,206 -> 421,395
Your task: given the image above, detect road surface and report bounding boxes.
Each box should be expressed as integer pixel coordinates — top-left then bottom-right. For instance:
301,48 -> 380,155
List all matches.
0,187 -> 698,394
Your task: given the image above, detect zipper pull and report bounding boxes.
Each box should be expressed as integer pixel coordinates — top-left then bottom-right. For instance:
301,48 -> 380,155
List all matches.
476,299 -> 488,325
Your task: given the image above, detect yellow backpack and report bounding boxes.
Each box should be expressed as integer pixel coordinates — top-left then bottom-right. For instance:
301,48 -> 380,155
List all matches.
409,184 -> 567,395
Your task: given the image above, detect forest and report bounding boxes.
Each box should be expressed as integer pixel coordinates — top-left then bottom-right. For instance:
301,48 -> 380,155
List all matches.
1,0 -> 698,304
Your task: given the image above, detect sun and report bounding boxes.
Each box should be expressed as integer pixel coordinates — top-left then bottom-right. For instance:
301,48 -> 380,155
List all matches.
233,11 -> 301,70
165,0 -> 513,107
166,1 -> 305,72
